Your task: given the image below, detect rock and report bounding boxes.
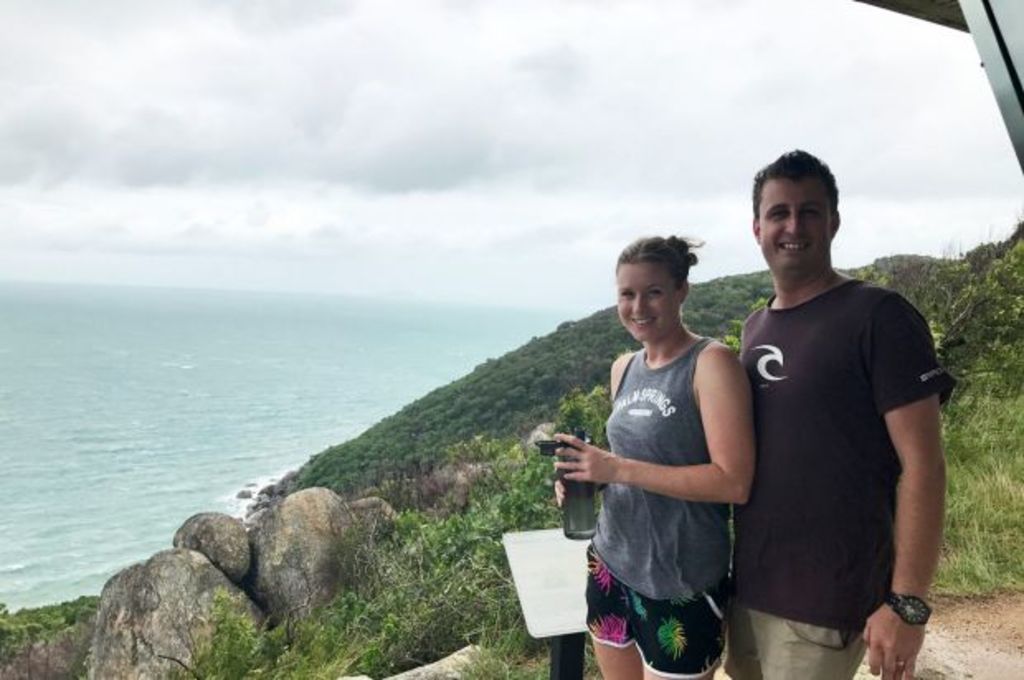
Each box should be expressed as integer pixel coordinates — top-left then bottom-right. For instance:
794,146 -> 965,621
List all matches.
524,423 -> 555,447
173,512 -> 251,584
245,470 -> 299,524
277,469 -> 298,491
0,615 -> 94,680
434,464 -> 489,511
383,645 -> 479,679
88,548 -> 262,680
245,508 -> 267,527
257,470 -> 298,499
391,463 -> 490,513
247,487 -> 354,625
337,676 -> 375,680
236,489 -> 253,499
346,496 -> 397,525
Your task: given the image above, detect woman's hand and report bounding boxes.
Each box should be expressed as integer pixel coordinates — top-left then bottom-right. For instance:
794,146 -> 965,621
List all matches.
552,433 -> 620,484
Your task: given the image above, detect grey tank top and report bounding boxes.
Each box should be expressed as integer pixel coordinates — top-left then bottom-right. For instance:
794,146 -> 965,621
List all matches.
593,338 -> 730,599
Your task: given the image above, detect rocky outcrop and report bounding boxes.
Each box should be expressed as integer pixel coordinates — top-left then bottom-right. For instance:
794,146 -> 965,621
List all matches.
247,487 -> 356,625
430,464 -> 489,512
345,496 -> 398,525
244,470 -> 298,526
88,548 -> 261,680
173,512 -> 250,583
335,646 -> 480,680
524,422 -> 555,447
0,615 -> 94,680
384,645 -> 480,679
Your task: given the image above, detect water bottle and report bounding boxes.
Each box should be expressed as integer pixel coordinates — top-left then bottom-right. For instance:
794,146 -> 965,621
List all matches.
559,428 -> 596,540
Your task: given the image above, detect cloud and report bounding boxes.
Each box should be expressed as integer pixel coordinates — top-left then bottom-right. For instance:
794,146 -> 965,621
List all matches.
0,0 -> 1020,310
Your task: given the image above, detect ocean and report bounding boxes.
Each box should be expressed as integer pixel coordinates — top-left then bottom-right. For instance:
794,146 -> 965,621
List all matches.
0,282 -> 568,611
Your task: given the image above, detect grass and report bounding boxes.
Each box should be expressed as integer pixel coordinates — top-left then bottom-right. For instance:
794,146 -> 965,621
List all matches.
935,391 -> 1024,594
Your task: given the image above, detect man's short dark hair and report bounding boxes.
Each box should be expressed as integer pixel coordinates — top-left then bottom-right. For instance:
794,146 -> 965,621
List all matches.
752,150 -> 839,218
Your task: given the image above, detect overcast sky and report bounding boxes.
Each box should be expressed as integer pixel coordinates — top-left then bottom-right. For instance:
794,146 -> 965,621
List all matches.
0,0 -> 1020,314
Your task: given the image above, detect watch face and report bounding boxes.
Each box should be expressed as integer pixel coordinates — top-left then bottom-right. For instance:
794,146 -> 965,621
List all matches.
888,593 -> 931,625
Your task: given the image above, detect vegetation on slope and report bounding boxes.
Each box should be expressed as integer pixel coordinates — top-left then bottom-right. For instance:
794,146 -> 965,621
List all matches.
0,597 -> 98,665
297,271 -> 774,494
193,229 -> 1024,679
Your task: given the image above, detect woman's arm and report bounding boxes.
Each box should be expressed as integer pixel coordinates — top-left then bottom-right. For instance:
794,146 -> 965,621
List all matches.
556,342 -> 755,504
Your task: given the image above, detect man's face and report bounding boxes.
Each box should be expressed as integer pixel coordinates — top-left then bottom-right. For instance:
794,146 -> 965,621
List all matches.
753,177 -> 839,279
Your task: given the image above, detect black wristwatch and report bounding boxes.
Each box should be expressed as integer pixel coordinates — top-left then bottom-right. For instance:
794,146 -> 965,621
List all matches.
885,592 -> 931,625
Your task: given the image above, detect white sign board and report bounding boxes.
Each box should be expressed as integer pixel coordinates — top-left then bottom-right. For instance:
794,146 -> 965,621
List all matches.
502,529 -> 590,638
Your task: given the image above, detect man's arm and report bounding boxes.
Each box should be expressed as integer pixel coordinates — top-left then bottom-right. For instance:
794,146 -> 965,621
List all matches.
864,394 -> 946,680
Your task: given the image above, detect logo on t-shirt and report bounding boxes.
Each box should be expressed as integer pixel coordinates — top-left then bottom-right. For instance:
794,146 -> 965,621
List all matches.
613,387 -> 677,417
753,344 -> 787,382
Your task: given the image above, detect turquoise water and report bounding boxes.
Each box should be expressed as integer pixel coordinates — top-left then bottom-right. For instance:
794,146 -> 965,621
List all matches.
0,282 -> 567,610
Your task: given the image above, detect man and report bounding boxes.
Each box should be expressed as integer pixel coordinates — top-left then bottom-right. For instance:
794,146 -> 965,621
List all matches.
726,150 -> 955,680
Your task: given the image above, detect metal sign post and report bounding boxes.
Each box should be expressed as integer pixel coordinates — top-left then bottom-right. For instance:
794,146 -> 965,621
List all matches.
503,529 -> 590,680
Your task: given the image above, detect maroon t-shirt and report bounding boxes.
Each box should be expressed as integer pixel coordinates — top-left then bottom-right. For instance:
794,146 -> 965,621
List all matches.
735,280 -> 955,631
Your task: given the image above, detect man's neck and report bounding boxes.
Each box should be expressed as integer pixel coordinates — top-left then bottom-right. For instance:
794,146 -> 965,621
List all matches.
771,268 -> 846,310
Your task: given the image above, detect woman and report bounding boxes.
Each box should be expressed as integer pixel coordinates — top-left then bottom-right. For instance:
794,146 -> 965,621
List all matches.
554,236 -> 755,680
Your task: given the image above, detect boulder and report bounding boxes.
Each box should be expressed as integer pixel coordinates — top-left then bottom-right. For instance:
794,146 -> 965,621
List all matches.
383,645 -> 480,679
524,422 -> 555,447
244,470 -> 298,525
247,487 -> 354,625
346,496 -> 397,525
383,463 -> 490,514
173,512 -> 250,583
245,507 -> 267,528
88,548 -> 261,680
236,489 -> 253,499
429,463 -> 489,512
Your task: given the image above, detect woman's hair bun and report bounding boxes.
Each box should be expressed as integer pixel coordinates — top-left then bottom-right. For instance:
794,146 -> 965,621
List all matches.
618,235 -> 702,286
665,235 -> 701,269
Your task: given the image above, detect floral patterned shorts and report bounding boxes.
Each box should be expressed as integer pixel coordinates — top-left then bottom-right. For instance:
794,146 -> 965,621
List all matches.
585,544 -> 728,679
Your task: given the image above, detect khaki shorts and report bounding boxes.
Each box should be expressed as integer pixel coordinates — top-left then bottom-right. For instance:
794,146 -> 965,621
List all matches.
725,604 -> 866,680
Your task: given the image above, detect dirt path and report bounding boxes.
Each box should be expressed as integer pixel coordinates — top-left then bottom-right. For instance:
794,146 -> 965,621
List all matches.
713,593 -> 1024,679
895,592 -> 1024,679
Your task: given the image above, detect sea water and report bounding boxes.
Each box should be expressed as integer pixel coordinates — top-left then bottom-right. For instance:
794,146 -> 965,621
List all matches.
0,282 -> 567,611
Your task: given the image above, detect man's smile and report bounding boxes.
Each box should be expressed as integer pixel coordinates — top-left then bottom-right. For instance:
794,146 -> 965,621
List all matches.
778,241 -> 809,251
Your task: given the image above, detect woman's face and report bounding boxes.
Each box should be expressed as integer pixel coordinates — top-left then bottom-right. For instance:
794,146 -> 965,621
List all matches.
616,261 -> 688,344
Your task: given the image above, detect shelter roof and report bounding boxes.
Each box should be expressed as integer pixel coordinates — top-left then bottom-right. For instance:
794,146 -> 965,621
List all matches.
854,0 -> 967,32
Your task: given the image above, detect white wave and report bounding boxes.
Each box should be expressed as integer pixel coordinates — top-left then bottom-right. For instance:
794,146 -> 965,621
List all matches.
218,467 -> 295,519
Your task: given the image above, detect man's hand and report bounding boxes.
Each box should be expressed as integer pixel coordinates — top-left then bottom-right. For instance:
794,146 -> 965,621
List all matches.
864,603 -> 925,679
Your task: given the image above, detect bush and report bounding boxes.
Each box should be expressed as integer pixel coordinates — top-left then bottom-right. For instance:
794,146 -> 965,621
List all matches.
0,596 -> 98,664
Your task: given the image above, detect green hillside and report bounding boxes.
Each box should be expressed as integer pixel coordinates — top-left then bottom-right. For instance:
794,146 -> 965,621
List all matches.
296,271 -> 775,493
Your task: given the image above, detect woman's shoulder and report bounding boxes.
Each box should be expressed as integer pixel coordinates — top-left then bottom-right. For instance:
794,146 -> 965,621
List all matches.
611,351 -> 636,372
610,351 -> 637,397
694,340 -> 744,375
